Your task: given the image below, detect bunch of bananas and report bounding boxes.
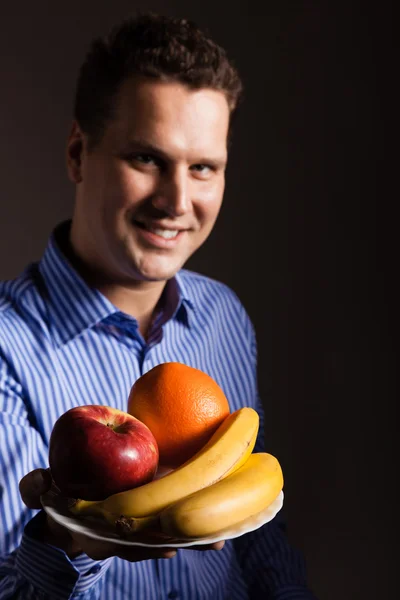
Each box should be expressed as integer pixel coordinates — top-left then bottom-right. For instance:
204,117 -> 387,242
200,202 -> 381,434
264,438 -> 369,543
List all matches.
70,407 -> 284,539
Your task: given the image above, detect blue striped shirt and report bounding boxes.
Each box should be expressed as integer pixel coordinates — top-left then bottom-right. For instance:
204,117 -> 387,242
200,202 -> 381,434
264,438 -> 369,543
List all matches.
0,221 -> 317,599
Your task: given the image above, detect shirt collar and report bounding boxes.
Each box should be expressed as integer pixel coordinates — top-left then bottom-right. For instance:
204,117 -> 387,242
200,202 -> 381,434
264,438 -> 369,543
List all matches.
174,271 -> 195,313
38,220 -> 195,347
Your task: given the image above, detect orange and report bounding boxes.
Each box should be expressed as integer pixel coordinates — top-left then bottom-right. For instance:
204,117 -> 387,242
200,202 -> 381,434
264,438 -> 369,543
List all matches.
127,362 -> 231,468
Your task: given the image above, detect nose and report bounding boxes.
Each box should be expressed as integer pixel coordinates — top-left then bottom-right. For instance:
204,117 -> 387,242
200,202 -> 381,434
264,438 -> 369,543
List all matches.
151,167 -> 191,217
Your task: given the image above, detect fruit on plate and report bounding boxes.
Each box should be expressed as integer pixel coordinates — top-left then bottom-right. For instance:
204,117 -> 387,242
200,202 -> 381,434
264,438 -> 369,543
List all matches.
159,452 -> 284,538
49,405 -> 159,500
70,406 -> 259,526
127,362 -> 230,468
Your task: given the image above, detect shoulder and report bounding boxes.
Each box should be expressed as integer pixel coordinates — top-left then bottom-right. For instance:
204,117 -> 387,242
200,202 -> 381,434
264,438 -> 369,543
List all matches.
178,269 -> 255,335
0,263 -> 41,326
178,268 -> 241,305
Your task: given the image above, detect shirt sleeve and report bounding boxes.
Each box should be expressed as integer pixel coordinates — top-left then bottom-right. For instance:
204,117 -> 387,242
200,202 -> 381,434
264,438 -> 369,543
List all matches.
233,315 -> 319,599
233,397 -> 319,599
0,354 -> 112,600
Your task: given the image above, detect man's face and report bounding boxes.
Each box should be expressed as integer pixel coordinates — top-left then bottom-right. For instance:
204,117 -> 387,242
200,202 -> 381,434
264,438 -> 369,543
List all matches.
67,77 -> 229,284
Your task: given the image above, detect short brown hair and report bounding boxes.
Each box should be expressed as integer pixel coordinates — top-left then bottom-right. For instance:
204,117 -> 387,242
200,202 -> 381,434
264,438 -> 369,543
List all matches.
74,13 -> 243,147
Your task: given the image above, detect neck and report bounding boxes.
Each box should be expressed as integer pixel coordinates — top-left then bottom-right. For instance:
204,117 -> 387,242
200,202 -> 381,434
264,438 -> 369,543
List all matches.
98,280 -> 165,337
62,226 -> 166,338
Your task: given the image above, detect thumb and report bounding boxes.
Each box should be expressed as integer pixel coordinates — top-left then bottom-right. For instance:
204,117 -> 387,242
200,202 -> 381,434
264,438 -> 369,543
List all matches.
19,468 -> 52,509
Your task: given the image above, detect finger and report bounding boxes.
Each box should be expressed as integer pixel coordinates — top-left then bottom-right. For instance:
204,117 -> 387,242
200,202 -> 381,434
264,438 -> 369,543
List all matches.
82,543 -> 176,562
70,534 -> 114,560
75,535 -> 177,561
210,540 -> 225,550
19,468 -> 52,509
116,547 -> 177,562
190,540 -> 225,551
46,515 -> 78,546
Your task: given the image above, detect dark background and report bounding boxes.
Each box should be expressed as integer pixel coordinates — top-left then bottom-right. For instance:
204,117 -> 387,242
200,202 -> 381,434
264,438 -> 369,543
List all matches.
0,2 -> 396,598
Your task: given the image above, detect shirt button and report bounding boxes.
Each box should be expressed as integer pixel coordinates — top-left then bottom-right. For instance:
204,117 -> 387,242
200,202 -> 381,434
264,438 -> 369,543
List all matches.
168,591 -> 179,599
87,564 -> 102,575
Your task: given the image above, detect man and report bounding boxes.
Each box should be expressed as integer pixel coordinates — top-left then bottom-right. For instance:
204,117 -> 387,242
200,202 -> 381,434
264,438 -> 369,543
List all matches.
0,13 -> 317,599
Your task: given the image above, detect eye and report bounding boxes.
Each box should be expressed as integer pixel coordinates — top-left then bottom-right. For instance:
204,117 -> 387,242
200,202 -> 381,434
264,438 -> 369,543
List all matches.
191,164 -> 210,172
133,154 -> 158,166
123,152 -> 164,170
190,164 -> 214,178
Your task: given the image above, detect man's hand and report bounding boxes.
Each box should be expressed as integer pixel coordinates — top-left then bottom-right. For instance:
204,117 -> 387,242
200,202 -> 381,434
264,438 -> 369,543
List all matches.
19,468 -> 224,561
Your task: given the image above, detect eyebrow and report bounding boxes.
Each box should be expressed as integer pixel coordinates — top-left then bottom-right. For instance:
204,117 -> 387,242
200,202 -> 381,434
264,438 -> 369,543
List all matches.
121,138 -> 227,169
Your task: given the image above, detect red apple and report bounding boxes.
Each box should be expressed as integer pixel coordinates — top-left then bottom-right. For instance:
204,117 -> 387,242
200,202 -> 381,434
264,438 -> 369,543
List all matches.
49,405 -> 159,500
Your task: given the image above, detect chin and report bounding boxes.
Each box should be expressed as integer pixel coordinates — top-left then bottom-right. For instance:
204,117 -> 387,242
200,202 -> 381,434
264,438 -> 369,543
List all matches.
130,256 -> 187,282
137,267 -> 181,282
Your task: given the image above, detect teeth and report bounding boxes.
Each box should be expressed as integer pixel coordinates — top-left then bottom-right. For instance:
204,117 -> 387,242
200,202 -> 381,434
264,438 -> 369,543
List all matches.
148,228 -> 179,239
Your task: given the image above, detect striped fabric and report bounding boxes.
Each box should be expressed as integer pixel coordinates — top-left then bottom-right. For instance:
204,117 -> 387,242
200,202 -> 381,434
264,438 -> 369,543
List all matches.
0,221 -> 317,599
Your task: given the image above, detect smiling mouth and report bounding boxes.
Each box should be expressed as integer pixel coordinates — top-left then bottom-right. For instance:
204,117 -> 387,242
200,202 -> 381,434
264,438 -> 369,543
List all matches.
133,220 -> 182,240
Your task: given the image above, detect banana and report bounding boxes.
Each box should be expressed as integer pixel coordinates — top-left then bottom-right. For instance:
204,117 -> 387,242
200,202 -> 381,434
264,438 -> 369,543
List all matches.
70,406 -> 259,528
159,452 -> 283,539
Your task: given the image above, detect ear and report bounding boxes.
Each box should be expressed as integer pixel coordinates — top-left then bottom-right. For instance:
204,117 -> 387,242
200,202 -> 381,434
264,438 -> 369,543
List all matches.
66,121 -> 84,183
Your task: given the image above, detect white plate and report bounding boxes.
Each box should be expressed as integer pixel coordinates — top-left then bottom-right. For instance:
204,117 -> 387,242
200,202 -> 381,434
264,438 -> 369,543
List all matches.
41,488 -> 284,548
